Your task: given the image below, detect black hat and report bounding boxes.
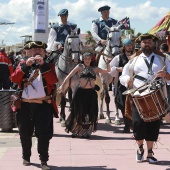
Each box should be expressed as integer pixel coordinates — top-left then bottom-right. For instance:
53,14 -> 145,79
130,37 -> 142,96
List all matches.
98,5 -> 110,12
23,41 -> 33,50
24,41 -> 47,50
135,33 -> 159,42
24,40 -> 32,46
58,9 -> 68,16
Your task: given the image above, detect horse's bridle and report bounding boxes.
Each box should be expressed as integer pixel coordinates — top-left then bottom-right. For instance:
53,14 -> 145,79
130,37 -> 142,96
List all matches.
58,33 -> 83,76
104,30 -> 120,56
66,35 -> 83,63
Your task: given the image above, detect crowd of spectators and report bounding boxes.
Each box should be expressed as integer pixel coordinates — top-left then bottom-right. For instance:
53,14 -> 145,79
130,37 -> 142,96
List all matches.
0,48 -> 26,90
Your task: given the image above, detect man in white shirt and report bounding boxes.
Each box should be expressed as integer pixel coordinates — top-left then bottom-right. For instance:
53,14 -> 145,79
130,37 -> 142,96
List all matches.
160,43 -> 170,104
91,5 -> 118,46
109,38 -> 133,133
120,33 -> 170,164
46,9 -> 77,53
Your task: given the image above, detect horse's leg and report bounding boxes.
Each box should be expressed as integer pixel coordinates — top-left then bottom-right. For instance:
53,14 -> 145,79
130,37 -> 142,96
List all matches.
99,88 -> 105,119
104,87 -> 111,124
60,93 -> 66,127
115,106 -> 121,125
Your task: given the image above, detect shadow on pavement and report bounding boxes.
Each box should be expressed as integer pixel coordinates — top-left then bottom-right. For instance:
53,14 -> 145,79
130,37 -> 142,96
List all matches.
30,163 -> 117,170
97,123 -> 117,131
50,166 -> 116,170
0,129 -> 19,133
53,133 -> 133,141
89,135 -> 133,141
156,160 -> 170,166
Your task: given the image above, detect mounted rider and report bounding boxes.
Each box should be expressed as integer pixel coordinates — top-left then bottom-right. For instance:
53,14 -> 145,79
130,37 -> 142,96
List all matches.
46,9 -> 78,64
91,5 -> 119,56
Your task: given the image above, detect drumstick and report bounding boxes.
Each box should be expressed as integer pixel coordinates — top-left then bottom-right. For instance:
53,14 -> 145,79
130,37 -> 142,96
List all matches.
128,74 -> 136,89
132,74 -> 136,79
150,66 -> 166,84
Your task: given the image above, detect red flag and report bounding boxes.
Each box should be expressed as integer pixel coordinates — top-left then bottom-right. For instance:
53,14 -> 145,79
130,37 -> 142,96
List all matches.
118,17 -> 131,30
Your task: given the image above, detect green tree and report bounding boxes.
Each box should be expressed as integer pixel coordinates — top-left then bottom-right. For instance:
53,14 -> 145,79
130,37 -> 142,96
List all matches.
85,31 -> 96,47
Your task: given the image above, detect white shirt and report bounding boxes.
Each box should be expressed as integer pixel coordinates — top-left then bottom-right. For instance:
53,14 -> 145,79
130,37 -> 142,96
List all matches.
22,70 -> 46,99
109,54 -> 130,77
46,21 -> 77,52
119,52 -> 170,88
91,17 -> 118,44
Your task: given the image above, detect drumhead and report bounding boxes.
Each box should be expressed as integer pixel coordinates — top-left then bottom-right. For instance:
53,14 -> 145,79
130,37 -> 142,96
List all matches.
133,88 -> 154,96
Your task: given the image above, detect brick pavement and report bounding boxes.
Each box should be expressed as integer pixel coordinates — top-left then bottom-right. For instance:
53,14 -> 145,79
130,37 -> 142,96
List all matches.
0,92 -> 170,170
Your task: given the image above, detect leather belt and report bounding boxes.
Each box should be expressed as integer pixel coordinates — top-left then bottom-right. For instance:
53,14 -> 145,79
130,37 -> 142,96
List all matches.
135,75 -> 147,82
22,96 -> 51,104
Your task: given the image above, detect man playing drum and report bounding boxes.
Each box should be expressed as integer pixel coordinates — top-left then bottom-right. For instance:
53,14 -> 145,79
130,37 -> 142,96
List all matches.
119,33 -> 170,164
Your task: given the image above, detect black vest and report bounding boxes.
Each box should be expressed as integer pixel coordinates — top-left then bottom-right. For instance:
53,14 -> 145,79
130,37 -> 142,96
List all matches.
92,18 -> 118,40
118,53 -> 129,77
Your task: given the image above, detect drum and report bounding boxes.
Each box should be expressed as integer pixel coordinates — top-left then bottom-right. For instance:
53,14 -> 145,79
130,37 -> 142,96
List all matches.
132,86 -> 170,122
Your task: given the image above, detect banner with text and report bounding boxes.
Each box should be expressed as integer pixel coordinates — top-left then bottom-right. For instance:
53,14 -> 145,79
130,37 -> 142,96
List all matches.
34,0 -> 47,33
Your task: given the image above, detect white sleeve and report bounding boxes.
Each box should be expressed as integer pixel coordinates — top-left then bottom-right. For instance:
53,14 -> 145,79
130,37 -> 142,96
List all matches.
165,57 -> 170,84
119,62 -> 131,88
109,55 -> 119,77
91,22 -> 101,44
46,28 -> 58,52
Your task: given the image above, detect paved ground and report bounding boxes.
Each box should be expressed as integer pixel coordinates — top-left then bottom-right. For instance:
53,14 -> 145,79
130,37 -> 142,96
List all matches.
0,92 -> 170,170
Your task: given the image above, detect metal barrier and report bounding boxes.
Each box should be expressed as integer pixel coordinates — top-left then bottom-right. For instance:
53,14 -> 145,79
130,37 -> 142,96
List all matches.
0,90 -> 17,132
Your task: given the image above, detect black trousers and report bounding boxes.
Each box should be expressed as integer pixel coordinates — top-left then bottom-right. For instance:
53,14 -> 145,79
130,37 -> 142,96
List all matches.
167,85 -> 170,105
132,103 -> 161,141
16,101 -> 53,162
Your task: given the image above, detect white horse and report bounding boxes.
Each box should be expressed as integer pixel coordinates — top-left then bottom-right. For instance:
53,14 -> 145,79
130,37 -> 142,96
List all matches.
55,28 -> 83,126
97,24 -> 122,123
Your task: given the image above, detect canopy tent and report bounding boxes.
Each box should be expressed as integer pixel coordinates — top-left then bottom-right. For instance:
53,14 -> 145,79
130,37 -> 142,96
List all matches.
148,11 -> 170,38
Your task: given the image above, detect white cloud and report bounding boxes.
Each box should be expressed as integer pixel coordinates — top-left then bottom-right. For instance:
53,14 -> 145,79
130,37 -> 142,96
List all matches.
0,0 -> 169,45
50,0 -> 169,34
0,0 -> 32,23
0,0 -> 32,45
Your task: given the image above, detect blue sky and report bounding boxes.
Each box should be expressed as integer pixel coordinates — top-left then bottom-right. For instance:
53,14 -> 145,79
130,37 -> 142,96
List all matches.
0,0 -> 169,46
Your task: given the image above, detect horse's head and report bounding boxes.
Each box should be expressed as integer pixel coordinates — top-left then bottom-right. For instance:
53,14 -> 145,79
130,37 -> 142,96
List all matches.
105,25 -> 122,57
64,28 -> 83,63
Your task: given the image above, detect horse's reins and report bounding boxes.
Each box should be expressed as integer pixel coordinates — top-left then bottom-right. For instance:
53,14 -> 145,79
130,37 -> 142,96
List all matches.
58,34 -> 82,75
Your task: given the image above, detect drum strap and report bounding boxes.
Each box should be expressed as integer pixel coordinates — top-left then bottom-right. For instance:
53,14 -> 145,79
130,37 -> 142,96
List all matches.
134,75 -> 147,82
143,55 -> 155,75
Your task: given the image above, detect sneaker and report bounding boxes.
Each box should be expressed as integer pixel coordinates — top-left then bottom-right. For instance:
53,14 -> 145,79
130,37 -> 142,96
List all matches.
147,156 -> 158,164
23,159 -> 31,166
136,149 -> 144,163
147,149 -> 158,164
41,162 -> 51,170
